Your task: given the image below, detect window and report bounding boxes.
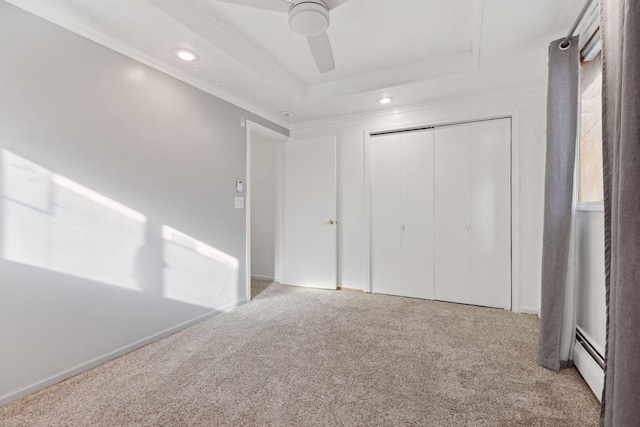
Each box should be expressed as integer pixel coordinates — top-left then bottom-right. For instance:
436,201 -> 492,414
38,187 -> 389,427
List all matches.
578,51 -> 604,204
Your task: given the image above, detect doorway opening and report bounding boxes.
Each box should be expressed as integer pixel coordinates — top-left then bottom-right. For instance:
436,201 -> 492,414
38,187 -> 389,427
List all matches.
245,122 -> 287,300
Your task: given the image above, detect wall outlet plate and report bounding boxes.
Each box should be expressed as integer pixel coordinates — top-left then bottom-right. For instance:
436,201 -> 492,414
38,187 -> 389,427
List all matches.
235,197 -> 244,210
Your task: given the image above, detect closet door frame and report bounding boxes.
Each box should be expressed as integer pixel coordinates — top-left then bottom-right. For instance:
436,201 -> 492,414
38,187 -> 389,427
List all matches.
363,112 -> 521,312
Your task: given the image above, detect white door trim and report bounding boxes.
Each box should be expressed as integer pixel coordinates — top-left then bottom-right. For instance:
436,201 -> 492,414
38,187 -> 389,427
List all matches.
245,120 -> 288,302
364,111 -> 521,312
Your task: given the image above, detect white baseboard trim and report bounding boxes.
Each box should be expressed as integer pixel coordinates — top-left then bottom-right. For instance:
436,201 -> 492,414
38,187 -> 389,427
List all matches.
574,339 -> 604,402
251,274 -> 275,281
0,298 -> 246,408
520,306 -> 540,315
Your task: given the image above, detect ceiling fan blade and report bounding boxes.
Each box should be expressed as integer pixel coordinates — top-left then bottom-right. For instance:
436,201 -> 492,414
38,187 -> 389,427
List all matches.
307,32 -> 335,73
322,0 -> 351,10
213,0 -> 292,13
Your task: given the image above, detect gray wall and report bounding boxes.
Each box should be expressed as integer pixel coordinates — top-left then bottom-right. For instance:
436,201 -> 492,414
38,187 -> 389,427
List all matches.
0,1 -> 287,404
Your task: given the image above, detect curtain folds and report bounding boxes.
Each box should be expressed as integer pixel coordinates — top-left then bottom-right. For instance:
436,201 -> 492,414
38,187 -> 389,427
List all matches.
537,36 -> 580,372
600,0 -> 640,425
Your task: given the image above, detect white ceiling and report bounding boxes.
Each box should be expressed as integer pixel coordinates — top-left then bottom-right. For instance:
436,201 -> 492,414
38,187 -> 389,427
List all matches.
6,0 -> 586,127
204,0 -> 475,85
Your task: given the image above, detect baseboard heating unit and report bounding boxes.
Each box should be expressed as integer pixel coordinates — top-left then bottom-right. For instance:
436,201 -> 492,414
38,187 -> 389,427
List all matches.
573,328 -> 604,401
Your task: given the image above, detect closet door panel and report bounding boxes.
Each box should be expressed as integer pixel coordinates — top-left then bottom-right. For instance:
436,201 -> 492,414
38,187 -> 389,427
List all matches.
469,119 -> 511,309
401,130 -> 435,299
370,134 -> 403,296
434,125 -> 471,304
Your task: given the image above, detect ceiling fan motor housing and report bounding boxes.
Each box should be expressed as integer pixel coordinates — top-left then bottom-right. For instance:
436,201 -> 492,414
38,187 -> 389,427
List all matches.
289,1 -> 330,36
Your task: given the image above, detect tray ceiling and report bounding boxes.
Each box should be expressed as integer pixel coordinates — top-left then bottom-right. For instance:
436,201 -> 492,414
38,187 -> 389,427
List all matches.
5,0 -> 587,126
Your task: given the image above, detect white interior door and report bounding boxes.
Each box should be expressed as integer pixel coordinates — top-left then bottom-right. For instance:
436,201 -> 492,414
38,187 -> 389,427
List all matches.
469,119 -> 511,309
401,130 -> 435,299
434,124 -> 472,303
371,129 -> 434,299
370,133 -> 403,296
434,119 -> 511,309
283,136 -> 337,289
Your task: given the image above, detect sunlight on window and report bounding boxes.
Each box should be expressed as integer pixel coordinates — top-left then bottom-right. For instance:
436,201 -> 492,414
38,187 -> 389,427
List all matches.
1,150 -> 146,290
163,226 -> 239,309
578,52 -> 604,203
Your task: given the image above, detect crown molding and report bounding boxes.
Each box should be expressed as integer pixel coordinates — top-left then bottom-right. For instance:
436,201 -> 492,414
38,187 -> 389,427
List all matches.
289,81 -> 546,130
4,0 -> 291,129
305,51 -> 476,102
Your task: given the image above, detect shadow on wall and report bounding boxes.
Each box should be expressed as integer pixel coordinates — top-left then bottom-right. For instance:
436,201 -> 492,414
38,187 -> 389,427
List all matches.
0,149 -> 238,310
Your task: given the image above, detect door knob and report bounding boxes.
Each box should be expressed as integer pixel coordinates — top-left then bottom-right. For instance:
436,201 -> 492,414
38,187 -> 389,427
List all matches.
328,219 -> 335,225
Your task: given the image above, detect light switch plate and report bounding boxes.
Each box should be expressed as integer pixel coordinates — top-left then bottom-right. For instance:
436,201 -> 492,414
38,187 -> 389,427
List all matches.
235,197 -> 244,210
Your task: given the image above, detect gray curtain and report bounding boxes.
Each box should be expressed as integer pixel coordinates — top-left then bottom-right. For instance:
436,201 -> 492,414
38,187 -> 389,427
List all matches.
537,36 -> 580,372
600,0 -> 640,425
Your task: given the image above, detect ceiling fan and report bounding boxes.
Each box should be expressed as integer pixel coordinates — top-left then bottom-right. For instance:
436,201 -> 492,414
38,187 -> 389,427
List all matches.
212,0 -> 352,73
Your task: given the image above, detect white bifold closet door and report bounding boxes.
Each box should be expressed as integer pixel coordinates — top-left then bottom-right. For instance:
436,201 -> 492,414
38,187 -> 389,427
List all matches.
370,118 -> 511,309
371,129 -> 435,299
434,119 -> 511,309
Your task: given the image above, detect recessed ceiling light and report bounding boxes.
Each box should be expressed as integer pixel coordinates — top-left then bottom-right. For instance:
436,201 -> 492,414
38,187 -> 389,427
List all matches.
174,48 -> 199,62
378,97 -> 392,105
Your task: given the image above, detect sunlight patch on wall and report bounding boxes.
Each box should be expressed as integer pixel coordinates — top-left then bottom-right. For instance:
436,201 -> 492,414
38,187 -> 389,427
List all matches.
1,150 -> 146,290
162,226 -> 239,309
52,175 -> 146,223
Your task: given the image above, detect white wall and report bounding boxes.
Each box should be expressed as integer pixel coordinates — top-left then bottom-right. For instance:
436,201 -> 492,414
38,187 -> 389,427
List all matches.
572,207 -> 606,399
575,208 -> 606,354
290,88 -> 548,312
250,133 -> 282,280
0,1 -> 286,405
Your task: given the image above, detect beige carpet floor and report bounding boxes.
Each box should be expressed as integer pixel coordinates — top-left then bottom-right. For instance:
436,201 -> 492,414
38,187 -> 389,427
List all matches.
0,282 -> 600,426
251,279 -> 272,299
